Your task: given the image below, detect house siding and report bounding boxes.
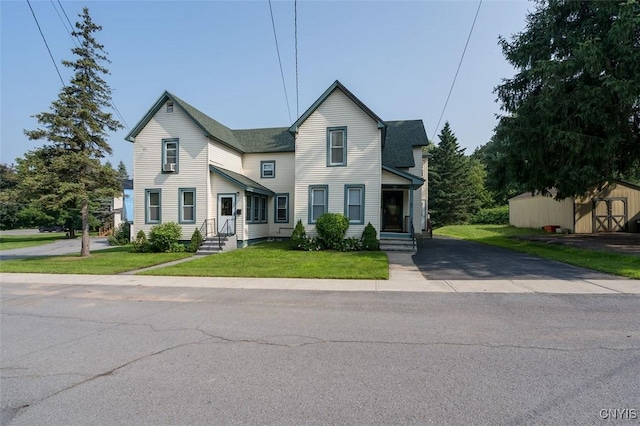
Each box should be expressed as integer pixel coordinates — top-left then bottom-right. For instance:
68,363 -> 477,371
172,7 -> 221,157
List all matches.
243,152 -> 296,238
208,140 -> 242,173
574,182 -> 640,233
294,89 -> 382,236
132,102 -> 209,240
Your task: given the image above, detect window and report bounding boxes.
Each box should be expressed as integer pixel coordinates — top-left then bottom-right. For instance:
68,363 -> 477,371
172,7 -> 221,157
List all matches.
309,185 -> 328,223
166,101 -> 174,113
247,193 -> 267,223
162,139 -> 179,173
179,188 -> 196,223
274,194 -> 289,223
344,185 -> 364,224
261,161 -> 275,178
145,189 -> 161,224
327,127 -> 347,166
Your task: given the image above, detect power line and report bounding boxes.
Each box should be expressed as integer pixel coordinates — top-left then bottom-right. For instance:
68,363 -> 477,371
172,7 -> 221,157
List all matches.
294,0 -> 299,118
50,0 -> 77,47
431,0 -> 483,143
57,0 -> 76,34
26,0 -> 66,87
268,0 -> 292,124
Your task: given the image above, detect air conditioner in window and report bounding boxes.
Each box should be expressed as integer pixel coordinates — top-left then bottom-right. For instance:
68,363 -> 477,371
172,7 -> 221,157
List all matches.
163,163 -> 176,172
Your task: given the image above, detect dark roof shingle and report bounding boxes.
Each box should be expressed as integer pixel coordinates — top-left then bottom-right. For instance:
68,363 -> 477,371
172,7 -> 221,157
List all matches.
382,120 -> 428,168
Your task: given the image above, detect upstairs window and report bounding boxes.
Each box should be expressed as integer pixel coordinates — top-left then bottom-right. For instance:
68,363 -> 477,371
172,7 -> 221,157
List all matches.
162,139 -> 179,173
327,127 -> 347,166
166,101 -> 174,113
261,161 -> 275,178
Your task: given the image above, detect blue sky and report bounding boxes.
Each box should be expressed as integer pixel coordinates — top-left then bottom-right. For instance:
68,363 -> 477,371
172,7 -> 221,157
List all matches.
1,0 -> 532,175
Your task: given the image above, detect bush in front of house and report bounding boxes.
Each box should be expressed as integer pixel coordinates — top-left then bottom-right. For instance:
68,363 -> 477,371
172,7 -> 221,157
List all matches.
361,222 -> 379,250
108,222 -> 131,246
132,229 -> 149,253
291,220 -> 307,249
149,222 -> 184,253
470,206 -> 509,225
188,228 -> 204,253
315,213 -> 349,249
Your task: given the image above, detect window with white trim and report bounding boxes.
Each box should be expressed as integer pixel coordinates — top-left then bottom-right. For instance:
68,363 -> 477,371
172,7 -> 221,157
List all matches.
345,185 -> 364,224
327,127 -> 346,166
275,194 -> 289,223
145,189 -> 161,224
179,188 -> 195,223
309,186 -> 328,223
261,161 -> 275,178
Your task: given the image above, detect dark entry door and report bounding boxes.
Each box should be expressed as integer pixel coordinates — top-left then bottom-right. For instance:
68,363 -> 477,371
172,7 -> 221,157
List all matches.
382,191 -> 403,232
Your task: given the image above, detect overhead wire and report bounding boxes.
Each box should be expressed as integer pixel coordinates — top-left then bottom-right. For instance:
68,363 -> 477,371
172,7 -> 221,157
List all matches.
268,0 -> 293,124
26,0 -> 66,87
431,0 -> 483,143
294,0 -> 299,118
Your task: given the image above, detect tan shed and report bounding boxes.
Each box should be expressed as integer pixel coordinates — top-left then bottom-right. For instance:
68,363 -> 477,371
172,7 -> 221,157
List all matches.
509,180 -> 640,234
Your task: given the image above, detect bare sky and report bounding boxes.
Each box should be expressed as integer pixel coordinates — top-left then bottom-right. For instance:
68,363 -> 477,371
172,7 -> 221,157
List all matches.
1,0 -> 533,174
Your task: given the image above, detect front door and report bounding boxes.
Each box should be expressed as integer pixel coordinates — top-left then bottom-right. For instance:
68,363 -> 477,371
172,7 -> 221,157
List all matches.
382,191 -> 403,232
218,194 -> 236,234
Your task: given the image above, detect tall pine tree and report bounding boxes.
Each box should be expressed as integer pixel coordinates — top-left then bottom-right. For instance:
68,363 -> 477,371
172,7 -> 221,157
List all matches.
428,122 -> 478,227
23,7 -> 121,256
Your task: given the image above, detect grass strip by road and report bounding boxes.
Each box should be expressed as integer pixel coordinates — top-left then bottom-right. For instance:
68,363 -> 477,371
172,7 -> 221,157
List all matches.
0,233 -> 68,251
0,246 -> 192,275
435,225 -> 640,279
140,240 -> 389,279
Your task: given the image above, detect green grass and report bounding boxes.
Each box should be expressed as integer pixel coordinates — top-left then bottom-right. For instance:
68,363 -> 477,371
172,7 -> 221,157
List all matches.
0,246 -> 192,275
140,241 -> 389,279
435,225 -> 640,279
0,233 -> 68,251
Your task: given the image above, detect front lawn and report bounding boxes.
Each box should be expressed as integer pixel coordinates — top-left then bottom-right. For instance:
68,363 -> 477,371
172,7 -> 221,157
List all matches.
434,225 -> 640,279
0,233 -> 68,251
140,240 -> 389,279
0,246 -> 192,275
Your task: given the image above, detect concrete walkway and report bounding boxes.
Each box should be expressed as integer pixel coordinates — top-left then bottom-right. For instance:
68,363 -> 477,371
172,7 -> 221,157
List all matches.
2,251 -> 639,294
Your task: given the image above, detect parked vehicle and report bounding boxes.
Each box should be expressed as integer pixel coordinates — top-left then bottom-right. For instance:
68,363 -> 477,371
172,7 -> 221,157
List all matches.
38,225 -> 67,233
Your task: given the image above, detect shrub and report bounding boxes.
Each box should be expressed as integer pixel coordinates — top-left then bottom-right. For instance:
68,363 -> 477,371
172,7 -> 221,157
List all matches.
132,229 -> 149,253
291,220 -> 307,250
361,222 -> 379,250
335,237 -> 363,252
188,228 -> 204,253
108,222 -> 131,246
149,222 -> 182,253
470,206 -> 509,225
315,213 -> 349,250
296,236 -> 323,251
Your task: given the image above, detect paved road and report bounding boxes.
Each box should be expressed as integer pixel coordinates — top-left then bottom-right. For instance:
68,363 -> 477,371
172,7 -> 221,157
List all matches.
413,236 -> 619,280
2,283 -> 639,425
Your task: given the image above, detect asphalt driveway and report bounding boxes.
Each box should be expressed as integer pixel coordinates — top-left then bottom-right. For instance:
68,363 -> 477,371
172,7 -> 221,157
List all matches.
0,235 -> 111,260
413,236 -> 621,280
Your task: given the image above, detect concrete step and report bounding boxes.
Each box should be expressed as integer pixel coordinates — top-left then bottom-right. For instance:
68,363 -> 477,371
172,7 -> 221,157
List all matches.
196,236 -> 228,255
380,238 -> 416,253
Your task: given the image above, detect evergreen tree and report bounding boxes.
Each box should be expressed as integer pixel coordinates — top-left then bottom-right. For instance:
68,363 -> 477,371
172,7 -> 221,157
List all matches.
23,7 -> 122,256
495,0 -> 640,198
116,160 -> 129,181
428,122 -> 478,227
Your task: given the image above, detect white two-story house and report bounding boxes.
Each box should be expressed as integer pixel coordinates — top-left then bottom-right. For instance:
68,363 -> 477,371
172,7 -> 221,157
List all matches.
125,81 -> 428,248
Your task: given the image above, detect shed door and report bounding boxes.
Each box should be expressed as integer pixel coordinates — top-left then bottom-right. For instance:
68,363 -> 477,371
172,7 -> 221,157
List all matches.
592,198 -> 627,232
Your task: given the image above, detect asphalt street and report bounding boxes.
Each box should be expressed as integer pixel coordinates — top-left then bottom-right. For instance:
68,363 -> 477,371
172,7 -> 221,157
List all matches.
2,283 -> 639,425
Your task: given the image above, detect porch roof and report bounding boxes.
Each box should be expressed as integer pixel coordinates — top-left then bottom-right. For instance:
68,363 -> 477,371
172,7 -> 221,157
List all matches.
209,165 -> 275,196
382,165 -> 424,187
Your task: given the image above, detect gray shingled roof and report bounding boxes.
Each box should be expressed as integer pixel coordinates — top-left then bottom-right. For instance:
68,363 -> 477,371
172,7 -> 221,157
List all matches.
209,165 -> 275,196
233,127 -> 294,153
382,120 -> 428,168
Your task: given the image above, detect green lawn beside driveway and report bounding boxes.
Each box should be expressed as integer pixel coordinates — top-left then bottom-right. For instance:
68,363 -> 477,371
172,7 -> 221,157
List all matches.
434,225 -> 640,279
0,233 -> 68,251
140,241 -> 390,279
0,246 -> 192,275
